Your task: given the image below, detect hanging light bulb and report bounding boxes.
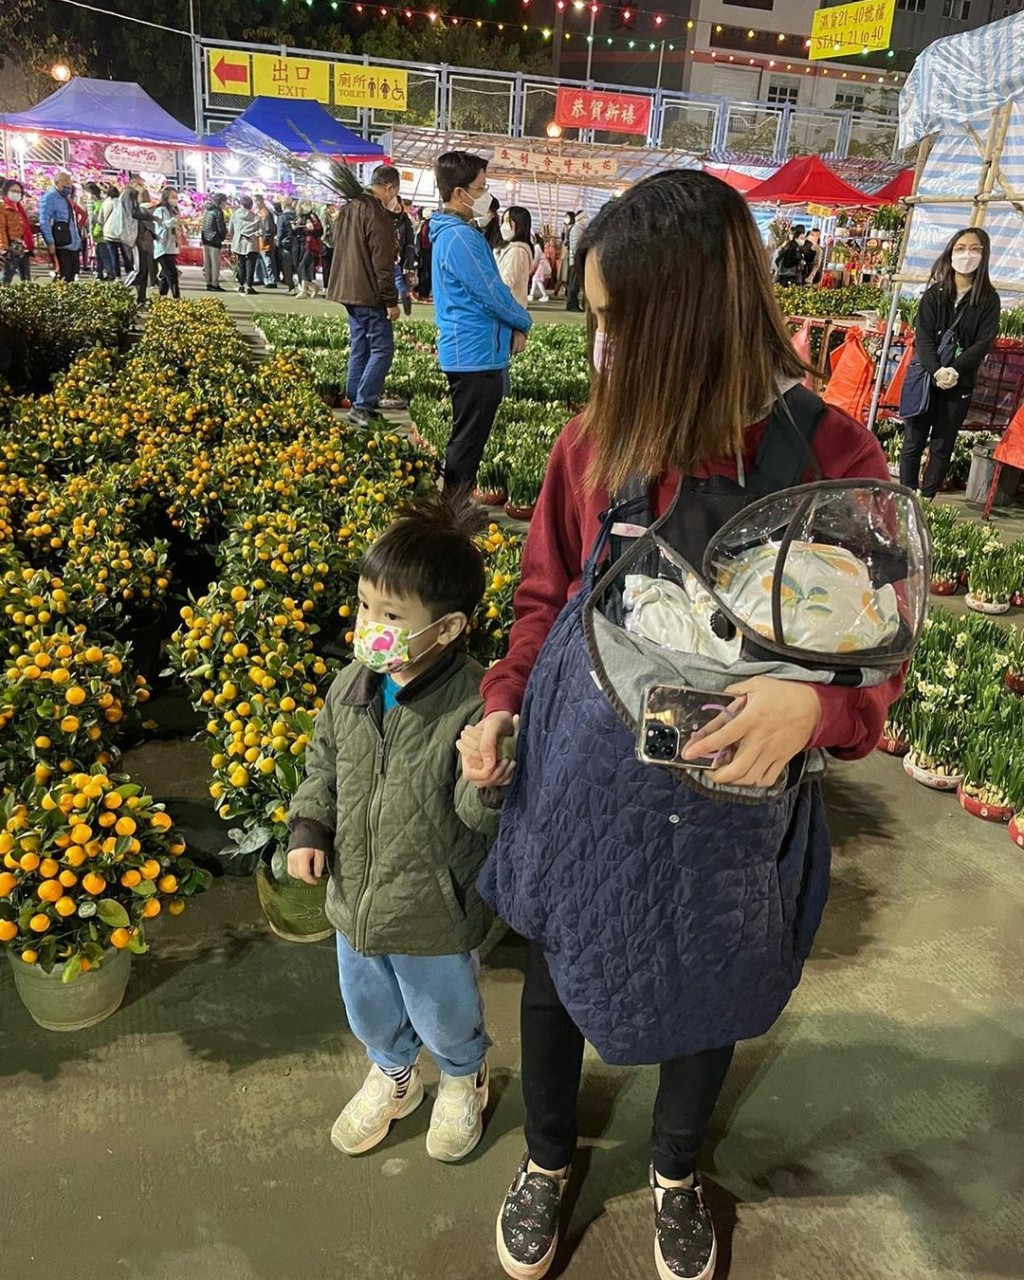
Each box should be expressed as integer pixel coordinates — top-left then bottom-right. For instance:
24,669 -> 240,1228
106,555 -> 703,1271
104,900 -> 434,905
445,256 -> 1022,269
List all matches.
747,28 -> 754,37
654,13 -> 664,25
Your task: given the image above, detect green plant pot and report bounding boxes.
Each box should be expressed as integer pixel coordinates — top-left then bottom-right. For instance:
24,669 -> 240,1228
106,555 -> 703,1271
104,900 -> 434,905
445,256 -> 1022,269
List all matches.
8,948 -> 131,1032
255,856 -> 333,944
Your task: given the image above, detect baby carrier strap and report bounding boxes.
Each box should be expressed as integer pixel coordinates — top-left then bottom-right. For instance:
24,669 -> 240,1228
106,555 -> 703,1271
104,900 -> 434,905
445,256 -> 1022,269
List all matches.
605,385 -> 826,567
748,384 -> 826,498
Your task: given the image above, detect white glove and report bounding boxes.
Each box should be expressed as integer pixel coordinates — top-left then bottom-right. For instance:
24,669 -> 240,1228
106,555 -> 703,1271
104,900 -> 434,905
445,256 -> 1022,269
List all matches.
934,366 -> 959,390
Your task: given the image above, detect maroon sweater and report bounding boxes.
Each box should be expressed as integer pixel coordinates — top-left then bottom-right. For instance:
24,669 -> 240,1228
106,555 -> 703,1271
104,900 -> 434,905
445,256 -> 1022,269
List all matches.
481,407 -> 903,760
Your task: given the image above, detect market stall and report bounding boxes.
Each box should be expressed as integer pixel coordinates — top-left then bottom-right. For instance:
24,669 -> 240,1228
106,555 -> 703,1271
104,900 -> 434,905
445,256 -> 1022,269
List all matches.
868,12 -> 1024,432
2,78 -> 200,184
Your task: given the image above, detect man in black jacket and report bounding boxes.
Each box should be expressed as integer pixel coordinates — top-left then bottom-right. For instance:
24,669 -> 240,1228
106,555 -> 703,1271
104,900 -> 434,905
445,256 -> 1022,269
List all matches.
200,193 -> 228,292
774,225 -> 808,285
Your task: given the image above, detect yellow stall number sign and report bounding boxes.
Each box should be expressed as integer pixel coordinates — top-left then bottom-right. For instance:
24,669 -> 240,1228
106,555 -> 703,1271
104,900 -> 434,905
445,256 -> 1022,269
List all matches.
208,48 -> 252,97
252,53 -> 332,103
334,64 -> 408,111
809,0 -> 895,59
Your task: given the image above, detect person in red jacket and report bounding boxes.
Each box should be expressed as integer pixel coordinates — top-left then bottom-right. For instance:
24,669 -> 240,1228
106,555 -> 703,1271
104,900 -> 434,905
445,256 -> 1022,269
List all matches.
0,178 -> 35,284
460,170 -> 906,1280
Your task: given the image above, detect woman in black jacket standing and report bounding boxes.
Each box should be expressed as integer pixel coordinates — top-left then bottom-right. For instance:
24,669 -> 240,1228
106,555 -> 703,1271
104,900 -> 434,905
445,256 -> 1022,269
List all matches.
900,228 -> 1001,498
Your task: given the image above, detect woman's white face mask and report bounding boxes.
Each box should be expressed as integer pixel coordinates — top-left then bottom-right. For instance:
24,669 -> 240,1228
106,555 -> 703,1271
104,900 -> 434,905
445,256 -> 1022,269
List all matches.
951,247 -> 983,275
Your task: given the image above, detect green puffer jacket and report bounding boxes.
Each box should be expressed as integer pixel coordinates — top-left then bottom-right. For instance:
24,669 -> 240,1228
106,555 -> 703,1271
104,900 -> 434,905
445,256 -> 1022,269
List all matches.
286,648 -> 500,956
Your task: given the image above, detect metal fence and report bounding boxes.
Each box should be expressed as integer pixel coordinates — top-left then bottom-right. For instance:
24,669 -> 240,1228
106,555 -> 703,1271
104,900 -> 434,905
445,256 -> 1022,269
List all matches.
197,38 -> 905,166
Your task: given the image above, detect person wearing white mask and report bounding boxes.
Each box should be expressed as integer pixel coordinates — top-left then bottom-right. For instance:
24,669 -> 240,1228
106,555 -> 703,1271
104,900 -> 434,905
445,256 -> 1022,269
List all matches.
429,152 -> 532,489
495,206 -> 534,309
899,227 -> 1000,499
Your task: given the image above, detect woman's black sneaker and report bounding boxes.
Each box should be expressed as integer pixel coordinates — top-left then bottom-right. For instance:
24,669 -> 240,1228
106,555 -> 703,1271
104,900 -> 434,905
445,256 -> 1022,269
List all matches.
496,1154 -> 569,1279
650,1165 -> 717,1280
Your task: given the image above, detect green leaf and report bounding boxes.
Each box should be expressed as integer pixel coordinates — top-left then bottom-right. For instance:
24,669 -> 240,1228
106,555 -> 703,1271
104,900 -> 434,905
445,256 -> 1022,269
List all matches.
115,784 -> 142,798
62,954 -> 83,984
96,898 -> 130,928
130,880 -> 157,897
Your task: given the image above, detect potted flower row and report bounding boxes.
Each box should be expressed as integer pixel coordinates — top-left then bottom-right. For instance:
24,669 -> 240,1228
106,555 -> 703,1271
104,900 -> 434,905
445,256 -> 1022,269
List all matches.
967,542 -> 1017,615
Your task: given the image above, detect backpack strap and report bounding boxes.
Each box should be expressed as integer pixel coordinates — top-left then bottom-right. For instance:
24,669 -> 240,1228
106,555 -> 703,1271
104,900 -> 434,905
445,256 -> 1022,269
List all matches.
606,474 -> 654,569
748,384 -> 825,498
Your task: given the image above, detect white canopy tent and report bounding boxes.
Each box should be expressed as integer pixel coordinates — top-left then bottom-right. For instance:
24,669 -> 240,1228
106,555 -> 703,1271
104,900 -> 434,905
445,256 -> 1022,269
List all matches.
867,13 -> 1024,429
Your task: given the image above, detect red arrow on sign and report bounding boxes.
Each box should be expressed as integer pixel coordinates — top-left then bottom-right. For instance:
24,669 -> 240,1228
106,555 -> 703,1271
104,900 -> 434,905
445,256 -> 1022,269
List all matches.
214,56 -> 248,86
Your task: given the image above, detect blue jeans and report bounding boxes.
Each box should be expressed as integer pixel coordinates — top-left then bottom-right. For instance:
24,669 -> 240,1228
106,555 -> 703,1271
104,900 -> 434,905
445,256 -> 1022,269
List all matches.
95,242 -> 119,280
336,933 -> 490,1077
345,305 -> 394,414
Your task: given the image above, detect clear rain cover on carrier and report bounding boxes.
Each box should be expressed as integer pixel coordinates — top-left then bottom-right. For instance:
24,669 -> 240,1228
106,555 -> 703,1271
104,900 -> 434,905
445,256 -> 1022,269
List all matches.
703,480 -> 930,669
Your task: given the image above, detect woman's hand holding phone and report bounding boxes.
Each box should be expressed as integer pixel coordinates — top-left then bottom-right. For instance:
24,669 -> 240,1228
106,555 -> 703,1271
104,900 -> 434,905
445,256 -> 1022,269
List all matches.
683,677 -> 821,789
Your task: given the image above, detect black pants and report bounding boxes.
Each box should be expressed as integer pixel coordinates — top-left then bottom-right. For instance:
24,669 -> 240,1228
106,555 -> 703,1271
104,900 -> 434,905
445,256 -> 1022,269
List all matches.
899,389 -> 972,499
236,252 -> 258,289
157,255 -> 180,299
55,247 -> 79,282
132,246 -> 152,304
277,244 -> 294,289
444,369 -> 507,489
522,943 -> 735,1180
566,263 -> 582,311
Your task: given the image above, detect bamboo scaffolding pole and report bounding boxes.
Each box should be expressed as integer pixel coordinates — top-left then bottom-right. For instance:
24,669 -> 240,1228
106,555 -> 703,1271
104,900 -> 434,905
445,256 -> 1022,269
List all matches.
970,102 -> 1012,230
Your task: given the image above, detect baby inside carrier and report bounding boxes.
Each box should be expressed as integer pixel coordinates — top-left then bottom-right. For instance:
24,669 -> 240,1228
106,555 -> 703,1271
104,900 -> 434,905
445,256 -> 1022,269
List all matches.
583,389 -> 930,803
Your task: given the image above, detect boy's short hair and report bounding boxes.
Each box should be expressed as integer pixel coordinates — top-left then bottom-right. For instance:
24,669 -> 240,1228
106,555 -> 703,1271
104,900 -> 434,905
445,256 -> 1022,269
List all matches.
360,493 -> 488,620
435,151 -> 487,204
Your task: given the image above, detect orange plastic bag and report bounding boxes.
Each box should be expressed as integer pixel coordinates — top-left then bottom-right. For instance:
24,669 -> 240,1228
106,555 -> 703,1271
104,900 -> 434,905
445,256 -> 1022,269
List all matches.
881,338 -> 915,417
995,401 -> 1024,470
822,327 -> 874,421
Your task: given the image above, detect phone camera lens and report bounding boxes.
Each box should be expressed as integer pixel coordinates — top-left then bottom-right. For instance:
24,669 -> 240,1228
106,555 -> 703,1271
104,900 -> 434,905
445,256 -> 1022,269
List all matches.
645,724 -> 679,762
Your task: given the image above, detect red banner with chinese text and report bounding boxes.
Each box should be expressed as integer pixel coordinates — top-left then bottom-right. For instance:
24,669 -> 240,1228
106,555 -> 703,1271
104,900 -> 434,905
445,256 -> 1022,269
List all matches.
554,88 -> 651,137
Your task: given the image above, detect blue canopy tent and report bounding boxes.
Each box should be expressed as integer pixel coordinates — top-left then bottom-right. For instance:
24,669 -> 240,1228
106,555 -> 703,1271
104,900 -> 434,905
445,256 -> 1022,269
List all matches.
204,98 -> 387,163
2,78 -> 198,145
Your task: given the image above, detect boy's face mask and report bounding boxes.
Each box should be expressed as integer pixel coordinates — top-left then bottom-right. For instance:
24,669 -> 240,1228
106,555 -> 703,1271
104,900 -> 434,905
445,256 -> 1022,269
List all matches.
353,614 -> 456,675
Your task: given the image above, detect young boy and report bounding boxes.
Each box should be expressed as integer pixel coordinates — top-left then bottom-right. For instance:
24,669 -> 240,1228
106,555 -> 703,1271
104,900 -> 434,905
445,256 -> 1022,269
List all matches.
286,494 -> 501,1162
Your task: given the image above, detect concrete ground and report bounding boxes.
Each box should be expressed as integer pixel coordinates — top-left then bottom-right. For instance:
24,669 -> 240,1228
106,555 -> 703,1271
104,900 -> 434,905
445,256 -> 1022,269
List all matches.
2,278 -> 1022,1280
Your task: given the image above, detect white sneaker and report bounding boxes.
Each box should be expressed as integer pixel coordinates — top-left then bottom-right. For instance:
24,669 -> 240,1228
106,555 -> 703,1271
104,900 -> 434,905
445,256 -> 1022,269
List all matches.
426,1061 -> 489,1162
330,1063 -> 424,1155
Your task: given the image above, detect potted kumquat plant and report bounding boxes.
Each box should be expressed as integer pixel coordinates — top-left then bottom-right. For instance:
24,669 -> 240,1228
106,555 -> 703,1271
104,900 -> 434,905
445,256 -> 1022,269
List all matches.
0,766 -> 210,1030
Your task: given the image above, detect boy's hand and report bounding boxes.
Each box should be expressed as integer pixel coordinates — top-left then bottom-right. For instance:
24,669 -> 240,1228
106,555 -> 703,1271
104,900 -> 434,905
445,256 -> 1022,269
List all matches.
458,712 -> 519,788
511,331 -> 528,356
287,846 -> 327,885
682,678 -> 820,788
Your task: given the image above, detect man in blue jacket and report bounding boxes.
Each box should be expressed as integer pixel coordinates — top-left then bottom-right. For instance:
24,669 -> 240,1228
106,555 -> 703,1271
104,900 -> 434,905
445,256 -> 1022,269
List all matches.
37,171 -> 82,283
430,152 -> 532,489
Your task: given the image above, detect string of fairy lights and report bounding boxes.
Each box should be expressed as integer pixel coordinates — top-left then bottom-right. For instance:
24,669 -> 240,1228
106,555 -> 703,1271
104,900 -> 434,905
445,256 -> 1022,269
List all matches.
258,0 -> 906,81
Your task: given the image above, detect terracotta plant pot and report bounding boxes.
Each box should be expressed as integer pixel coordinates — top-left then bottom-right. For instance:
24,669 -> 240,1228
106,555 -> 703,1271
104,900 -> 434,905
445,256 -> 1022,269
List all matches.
472,489 -> 507,508
957,783 -> 1013,823
8,947 -> 131,1032
877,733 -> 910,757
959,570 -> 970,586
929,580 -> 958,597
1012,593 -> 1024,609
1009,815 -> 1024,849
1006,670 -> 1024,695
903,751 -> 963,792
965,592 -> 1010,615
504,503 -> 536,521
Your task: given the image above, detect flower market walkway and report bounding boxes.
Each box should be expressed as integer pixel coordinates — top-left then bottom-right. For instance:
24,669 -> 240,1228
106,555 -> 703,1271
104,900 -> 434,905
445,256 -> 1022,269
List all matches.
2,277 -> 1022,1280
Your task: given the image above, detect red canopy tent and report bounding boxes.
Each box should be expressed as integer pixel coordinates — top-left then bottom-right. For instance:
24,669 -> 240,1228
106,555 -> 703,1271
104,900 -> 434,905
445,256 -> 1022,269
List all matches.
745,154 -> 881,208
704,165 -> 765,194
872,168 -> 914,203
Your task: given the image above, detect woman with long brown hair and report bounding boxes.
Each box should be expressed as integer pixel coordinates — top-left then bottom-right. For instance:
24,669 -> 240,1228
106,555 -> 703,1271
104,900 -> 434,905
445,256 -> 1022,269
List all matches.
460,170 -> 906,1280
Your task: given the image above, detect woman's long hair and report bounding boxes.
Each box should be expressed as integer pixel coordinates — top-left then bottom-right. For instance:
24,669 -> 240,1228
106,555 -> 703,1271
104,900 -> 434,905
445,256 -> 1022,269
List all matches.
504,205 -> 533,247
929,226 -> 997,308
577,169 -> 810,493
